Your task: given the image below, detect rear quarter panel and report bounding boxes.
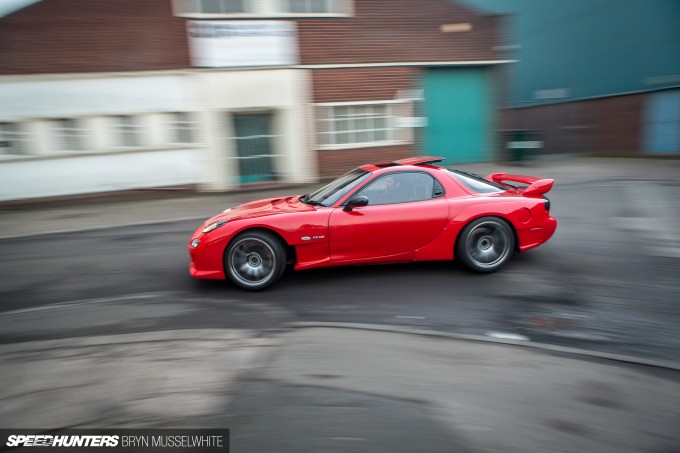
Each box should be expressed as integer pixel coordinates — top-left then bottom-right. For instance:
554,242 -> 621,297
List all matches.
414,194 -> 551,261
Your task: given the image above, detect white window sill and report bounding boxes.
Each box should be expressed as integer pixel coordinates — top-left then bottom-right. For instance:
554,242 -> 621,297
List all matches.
318,140 -> 410,151
176,12 -> 351,19
0,144 -> 204,163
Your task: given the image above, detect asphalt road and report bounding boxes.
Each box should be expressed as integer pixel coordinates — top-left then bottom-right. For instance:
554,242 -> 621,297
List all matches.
1,179 -> 679,362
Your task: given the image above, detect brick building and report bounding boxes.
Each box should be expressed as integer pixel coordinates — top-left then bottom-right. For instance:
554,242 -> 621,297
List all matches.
0,0 -> 509,201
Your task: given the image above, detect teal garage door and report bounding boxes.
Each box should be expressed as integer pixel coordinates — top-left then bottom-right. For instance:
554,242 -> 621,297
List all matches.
423,67 -> 490,163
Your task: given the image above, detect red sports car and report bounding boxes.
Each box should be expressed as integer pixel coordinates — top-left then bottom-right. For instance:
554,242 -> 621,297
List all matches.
188,157 -> 557,290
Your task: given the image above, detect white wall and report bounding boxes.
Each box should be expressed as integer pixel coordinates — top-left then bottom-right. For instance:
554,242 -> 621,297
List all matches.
0,69 -> 316,201
197,68 -> 315,191
0,149 -> 197,201
0,74 -> 197,121
0,73 -> 204,201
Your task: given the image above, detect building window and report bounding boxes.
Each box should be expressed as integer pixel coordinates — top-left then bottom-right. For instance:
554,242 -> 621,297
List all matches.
115,116 -> 142,148
317,102 -> 404,149
287,0 -> 335,13
173,0 -> 350,16
200,0 -> 244,13
173,0 -> 245,15
285,0 -> 351,14
52,118 -> 85,152
167,112 -> 196,144
0,122 -> 29,155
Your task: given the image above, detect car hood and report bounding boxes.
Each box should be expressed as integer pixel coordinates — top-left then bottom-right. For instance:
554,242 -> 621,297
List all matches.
204,195 -> 315,224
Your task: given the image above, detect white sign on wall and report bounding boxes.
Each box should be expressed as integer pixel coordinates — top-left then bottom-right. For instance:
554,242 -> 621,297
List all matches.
187,21 -> 299,68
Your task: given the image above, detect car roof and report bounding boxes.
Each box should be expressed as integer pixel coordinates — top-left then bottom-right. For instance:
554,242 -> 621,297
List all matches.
359,156 -> 444,172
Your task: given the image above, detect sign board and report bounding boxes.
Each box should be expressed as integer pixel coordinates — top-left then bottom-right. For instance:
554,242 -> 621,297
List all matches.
187,21 -> 298,68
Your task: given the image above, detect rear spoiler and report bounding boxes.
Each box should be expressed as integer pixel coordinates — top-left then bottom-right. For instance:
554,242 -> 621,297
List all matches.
486,173 -> 554,196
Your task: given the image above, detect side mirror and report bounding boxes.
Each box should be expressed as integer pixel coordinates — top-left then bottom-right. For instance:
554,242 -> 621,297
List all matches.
343,195 -> 369,211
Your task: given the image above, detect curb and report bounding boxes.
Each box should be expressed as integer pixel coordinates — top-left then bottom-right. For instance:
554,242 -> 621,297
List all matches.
1,322 -> 678,372
281,322 -> 680,372
1,176 -> 678,241
0,328 -> 270,353
0,216 -> 206,241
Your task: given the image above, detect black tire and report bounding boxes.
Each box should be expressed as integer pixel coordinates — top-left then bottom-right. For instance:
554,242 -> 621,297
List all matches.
456,217 -> 515,273
224,230 -> 286,290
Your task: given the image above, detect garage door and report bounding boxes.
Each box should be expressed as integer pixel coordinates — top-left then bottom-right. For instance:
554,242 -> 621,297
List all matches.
423,67 -> 491,163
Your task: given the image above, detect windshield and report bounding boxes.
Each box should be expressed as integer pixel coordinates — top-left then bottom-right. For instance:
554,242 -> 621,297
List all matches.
303,169 -> 371,207
449,170 -> 507,194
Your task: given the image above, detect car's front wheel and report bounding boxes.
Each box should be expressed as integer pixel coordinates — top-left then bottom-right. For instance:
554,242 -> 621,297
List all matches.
225,230 -> 286,290
456,217 -> 515,273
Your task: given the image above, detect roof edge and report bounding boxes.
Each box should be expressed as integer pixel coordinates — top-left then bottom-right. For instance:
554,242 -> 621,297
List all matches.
0,0 -> 42,19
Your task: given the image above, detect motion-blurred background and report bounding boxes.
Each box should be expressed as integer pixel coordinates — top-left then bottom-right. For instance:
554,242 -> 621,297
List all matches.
1,2 -> 680,451
1,0 -> 677,202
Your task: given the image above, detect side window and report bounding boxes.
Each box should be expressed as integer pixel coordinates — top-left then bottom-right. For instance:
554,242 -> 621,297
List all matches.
358,172 -> 436,205
450,170 -> 503,193
433,178 -> 445,197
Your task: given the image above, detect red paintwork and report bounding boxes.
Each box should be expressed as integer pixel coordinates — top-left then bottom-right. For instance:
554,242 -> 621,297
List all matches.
486,172 -> 554,196
188,159 -> 557,280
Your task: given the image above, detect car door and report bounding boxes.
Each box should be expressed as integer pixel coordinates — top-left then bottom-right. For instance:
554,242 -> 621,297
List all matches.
329,171 -> 449,263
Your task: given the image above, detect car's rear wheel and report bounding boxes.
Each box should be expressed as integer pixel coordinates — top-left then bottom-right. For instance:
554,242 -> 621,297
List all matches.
225,230 -> 286,290
456,217 -> 515,273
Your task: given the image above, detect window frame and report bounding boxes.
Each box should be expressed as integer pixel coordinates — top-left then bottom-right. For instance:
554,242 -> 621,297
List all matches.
173,0 -> 248,17
307,168 -> 370,207
199,0 -> 245,14
114,115 -> 143,148
286,0 -> 335,14
172,0 -> 352,18
0,122 -> 30,156
166,112 -> 197,145
316,100 -> 411,150
449,170 -> 506,194
51,118 -> 86,152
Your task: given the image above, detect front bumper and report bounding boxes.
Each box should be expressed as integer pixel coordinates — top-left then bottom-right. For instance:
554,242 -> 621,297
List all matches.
188,225 -> 227,280
189,261 -> 224,280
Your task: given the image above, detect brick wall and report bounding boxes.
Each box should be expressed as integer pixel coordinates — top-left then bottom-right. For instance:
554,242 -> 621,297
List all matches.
507,93 -> 644,155
0,0 -> 502,74
590,94 -> 644,155
313,66 -> 416,103
312,66 -> 417,177
0,0 -> 504,177
298,0 -> 502,64
0,0 -> 189,75
306,0 -> 503,176
318,145 -> 414,178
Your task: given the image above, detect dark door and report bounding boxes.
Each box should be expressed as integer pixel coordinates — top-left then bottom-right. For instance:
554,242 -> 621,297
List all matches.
233,113 -> 277,183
